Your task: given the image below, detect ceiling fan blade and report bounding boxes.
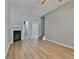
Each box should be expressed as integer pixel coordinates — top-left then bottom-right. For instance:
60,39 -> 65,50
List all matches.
41,0 -> 46,4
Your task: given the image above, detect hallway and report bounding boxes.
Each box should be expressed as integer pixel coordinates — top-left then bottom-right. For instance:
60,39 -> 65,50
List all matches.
5,0 -> 74,59
6,39 -> 74,59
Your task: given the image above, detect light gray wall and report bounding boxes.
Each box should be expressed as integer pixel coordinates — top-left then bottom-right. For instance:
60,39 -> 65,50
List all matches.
30,18 -> 42,39
11,8 -> 23,26
10,9 -> 42,40
5,0 -> 11,52
45,2 -> 74,47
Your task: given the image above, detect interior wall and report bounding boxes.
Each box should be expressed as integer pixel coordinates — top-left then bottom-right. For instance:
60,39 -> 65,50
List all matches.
5,0 -> 11,53
41,17 -> 45,36
10,9 -> 43,40
29,18 -> 42,39
11,8 -> 24,28
23,17 -> 44,39
31,21 -> 38,39
45,2 -> 74,47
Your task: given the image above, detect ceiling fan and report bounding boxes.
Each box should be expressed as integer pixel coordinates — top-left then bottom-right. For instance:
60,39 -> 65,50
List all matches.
41,0 -> 47,4
41,0 -> 63,4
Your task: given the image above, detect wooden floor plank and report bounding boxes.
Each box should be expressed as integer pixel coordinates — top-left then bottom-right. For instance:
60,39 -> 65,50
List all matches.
6,39 -> 74,59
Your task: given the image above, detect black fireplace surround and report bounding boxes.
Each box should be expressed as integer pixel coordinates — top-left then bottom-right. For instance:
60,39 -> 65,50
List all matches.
13,30 -> 21,42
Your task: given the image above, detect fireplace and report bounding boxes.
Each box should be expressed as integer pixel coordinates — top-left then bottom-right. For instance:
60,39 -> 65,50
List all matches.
13,30 -> 21,42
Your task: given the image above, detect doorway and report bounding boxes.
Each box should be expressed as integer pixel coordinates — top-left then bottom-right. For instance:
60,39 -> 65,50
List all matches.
23,21 -> 30,39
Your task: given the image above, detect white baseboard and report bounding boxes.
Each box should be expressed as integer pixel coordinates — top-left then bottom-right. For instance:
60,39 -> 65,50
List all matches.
46,39 -> 74,49
43,36 -> 46,40
11,40 -> 13,44
5,42 -> 12,57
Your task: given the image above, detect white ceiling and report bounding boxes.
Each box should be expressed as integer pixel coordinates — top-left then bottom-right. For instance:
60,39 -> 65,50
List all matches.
9,0 -> 72,16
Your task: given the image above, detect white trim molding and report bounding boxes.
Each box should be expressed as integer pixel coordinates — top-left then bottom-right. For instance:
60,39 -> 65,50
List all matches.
46,39 -> 74,49
43,36 -> 46,40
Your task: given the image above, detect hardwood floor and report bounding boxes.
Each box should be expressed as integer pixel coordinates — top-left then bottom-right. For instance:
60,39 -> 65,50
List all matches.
6,39 -> 74,59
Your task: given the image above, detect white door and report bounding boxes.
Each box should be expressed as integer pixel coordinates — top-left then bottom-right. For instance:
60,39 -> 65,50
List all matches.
31,22 -> 38,39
